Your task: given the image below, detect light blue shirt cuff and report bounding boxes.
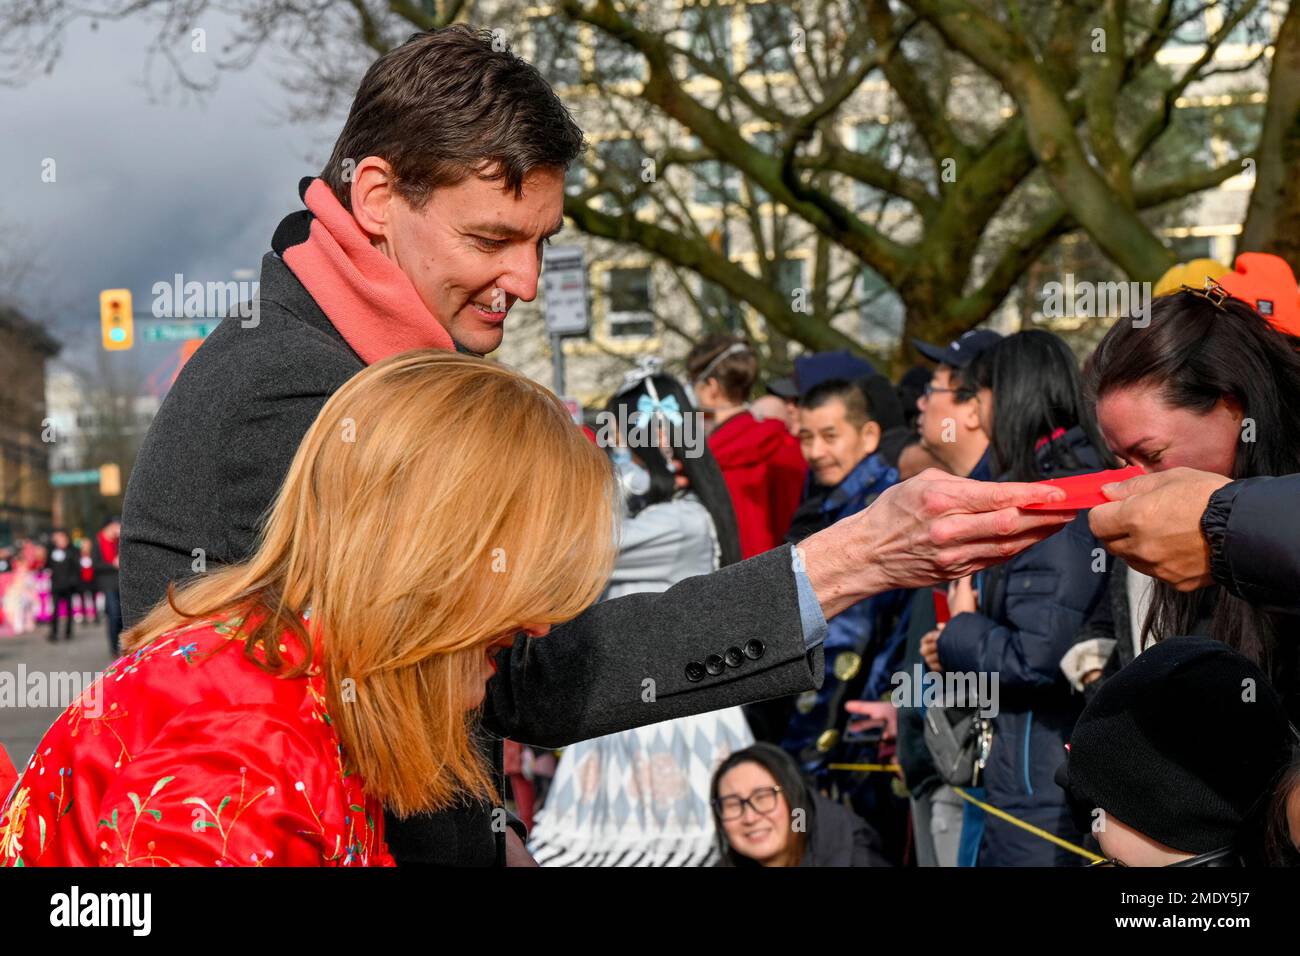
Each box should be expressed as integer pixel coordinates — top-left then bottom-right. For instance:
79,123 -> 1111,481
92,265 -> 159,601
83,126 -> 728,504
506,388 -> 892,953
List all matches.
792,550 -> 828,652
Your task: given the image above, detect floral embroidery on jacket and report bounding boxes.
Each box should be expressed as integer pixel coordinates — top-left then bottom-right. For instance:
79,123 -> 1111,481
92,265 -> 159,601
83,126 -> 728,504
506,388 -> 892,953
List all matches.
0,617 -> 393,867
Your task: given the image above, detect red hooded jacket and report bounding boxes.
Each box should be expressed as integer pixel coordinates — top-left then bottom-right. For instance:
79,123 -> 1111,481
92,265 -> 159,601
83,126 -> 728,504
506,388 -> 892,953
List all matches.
708,411 -> 807,558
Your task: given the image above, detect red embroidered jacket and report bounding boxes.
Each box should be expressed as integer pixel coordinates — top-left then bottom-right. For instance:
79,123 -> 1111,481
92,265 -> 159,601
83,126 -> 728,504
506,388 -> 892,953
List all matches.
0,616 -> 392,867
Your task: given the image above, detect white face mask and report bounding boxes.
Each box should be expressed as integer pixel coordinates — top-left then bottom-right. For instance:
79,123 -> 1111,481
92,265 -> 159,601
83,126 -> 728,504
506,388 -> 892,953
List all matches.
611,447 -> 651,499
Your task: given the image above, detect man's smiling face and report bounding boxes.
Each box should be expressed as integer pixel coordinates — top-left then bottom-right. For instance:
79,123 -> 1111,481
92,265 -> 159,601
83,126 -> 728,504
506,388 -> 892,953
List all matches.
361,163 -> 566,355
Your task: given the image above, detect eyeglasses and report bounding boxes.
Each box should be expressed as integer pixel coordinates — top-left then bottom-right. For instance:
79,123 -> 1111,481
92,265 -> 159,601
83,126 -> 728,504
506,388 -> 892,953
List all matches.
1087,856 -> 1128,867
922,383 -> 976,400
713,786 -> 783,820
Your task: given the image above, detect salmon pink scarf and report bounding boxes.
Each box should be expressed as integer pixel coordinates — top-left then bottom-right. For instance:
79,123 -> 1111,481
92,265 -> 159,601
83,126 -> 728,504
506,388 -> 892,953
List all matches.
280,178 -> 455,364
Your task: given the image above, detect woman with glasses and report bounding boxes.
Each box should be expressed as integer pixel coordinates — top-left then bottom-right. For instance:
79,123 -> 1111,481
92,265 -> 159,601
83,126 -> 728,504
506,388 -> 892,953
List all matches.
709,742 -> 888,867
920,330 -> 1114,867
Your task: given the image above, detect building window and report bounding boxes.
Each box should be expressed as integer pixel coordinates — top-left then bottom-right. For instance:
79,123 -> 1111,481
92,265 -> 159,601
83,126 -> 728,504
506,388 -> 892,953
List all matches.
699,278 -> 742,331
775,257 -> 805,303
859,266 -> 905,344
694,158 -> 741,205
748,2 -> 796,73
531,17 -> 583,87
746,129 -> 777,203
1169,4 -> 1209,46
597,138 -> 650,212
680,4 -> 733,78
607,267 -> 655,338
594,30 -> 644,82
1170,235 -> 1214,262
565,160 -> 588,197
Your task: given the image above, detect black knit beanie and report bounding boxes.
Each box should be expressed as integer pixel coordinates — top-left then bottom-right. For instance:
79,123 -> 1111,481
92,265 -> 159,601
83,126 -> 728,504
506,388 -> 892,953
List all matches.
1058,636 -> 1296,855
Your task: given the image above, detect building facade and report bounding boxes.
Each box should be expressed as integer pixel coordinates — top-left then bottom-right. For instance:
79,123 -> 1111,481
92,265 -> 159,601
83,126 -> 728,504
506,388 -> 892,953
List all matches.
0,304 -> 60,543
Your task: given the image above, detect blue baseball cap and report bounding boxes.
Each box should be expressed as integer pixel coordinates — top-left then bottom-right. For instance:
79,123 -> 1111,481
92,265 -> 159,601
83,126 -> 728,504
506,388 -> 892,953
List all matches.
793,350 -> 877,396
911,329 -> 1002,368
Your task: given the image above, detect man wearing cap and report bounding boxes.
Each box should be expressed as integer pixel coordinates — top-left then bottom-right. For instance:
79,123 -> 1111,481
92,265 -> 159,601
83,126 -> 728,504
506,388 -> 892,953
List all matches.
892,329 -> 1002,866
913,329 -> 1003,482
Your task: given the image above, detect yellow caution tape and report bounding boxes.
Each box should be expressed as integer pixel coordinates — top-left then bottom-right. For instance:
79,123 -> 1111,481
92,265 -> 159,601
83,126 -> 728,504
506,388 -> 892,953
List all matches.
951,786 -> 1103,863
824,763 -> 1103,863
828,762 -> 901,773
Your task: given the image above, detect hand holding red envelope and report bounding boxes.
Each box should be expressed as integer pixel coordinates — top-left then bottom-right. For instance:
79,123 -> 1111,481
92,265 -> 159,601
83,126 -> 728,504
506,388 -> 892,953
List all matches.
1020,465 -> 1146,511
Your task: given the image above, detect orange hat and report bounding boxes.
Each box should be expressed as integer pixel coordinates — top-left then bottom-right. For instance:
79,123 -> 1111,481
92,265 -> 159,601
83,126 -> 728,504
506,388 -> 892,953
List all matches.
1216,252 -> 1300,338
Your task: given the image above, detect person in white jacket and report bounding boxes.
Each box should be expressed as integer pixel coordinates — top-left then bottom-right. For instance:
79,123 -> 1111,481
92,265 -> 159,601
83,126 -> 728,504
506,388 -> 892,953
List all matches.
528,365 -> 753,866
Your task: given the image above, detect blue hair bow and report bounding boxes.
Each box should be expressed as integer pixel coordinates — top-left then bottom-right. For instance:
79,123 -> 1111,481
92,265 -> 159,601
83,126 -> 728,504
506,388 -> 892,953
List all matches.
635,393 -> 683,429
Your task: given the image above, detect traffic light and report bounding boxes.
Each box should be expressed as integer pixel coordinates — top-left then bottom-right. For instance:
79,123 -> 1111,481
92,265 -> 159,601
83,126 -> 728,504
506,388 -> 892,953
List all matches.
99,463 -> 121,497
100,289 -> 134,350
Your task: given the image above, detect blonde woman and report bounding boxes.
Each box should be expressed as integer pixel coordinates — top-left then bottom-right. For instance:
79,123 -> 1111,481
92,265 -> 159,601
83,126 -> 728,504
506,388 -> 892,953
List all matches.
0,351 -> 616,867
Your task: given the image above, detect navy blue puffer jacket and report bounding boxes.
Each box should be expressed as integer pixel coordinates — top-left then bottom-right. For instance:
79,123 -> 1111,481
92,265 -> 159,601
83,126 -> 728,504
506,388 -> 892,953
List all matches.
937,428 -> 1110,866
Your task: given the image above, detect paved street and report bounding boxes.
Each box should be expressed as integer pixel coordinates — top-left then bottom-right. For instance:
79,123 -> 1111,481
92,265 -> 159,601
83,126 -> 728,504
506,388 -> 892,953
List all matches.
0,618 -> 117,770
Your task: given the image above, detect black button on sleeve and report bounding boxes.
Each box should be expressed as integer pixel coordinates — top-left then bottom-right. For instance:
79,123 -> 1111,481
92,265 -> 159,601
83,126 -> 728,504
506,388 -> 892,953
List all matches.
724,646 -> 744,668
685,661 -> 706,682
705,654 -> 725,676
743,639 -> 765,661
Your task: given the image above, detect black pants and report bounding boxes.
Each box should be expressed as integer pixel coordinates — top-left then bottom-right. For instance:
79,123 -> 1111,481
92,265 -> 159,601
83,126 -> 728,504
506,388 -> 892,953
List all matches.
104,589 -> 123,657
76,589 -> 100,623
48,589 -> 77,640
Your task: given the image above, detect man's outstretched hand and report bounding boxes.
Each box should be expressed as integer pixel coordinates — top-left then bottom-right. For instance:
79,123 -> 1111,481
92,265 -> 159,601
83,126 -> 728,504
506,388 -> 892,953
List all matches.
800,468 -> 1071,619
1088,467 -> 1232,591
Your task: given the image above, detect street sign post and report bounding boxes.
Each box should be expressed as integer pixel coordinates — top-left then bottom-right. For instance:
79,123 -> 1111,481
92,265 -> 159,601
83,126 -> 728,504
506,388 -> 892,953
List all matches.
140,320 -> 220,343
50,470 -> 101,488
542,245 -> 589,395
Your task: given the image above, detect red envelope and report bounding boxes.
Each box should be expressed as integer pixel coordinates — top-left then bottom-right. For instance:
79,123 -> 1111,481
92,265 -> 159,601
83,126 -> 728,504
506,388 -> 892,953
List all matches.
932,588 -> 951,625
1020,465 -> 1145,511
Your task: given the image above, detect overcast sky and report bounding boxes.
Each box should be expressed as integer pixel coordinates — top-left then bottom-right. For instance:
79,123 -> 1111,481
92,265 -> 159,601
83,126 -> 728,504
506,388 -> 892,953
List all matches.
1,14 -> 338,385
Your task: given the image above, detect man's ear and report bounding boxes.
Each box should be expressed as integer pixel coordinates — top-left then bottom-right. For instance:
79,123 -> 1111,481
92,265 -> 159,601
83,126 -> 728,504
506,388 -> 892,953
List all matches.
350,156 -> 399,241
860,420 -> 882,455
960,396 -> 983,433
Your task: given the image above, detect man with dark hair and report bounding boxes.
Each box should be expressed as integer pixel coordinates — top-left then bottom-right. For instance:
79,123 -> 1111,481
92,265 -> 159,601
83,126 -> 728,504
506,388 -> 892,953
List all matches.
895,329 -> 1001,866
121,28 -> 1071,868
687,335 -> 805,557
914,329 -> 1002,481
781,378 -> 910,859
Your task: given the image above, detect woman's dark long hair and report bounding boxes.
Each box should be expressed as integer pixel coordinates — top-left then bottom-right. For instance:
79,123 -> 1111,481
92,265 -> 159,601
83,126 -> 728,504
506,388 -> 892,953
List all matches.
1085,290 -> 1300,668
605,373 -> 742,567
710,742 -> 812,868
1264,759 -> 1300,866
970,329 -> 1112,482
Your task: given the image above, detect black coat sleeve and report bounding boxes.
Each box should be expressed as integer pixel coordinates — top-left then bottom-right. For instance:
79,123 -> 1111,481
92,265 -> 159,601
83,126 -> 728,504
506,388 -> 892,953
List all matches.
482,544 -> 823,747
119,319 -> 356,626
1208,475 -> 1300,614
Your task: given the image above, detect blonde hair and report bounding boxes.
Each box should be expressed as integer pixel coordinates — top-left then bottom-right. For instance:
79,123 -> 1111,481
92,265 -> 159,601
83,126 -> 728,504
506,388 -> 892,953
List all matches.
124,351 -> 618,817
